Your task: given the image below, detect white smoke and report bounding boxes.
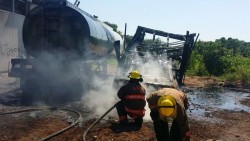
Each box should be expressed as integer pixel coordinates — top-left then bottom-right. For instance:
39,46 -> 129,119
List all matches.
81,48 -> 175,121
128,49 -> 175,121
128,50 -> 174,88
81,72 -> 119,118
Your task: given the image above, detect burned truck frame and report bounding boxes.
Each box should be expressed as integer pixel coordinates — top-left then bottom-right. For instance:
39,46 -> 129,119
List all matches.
113,26 -> 198,89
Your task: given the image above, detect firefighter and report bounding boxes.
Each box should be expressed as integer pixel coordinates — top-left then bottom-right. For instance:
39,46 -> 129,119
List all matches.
146,88 -> 190,141
115,70 -> 146,128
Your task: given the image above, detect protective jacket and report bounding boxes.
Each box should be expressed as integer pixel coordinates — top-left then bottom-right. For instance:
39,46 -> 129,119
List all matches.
116,80 -> 146,121
146,88 -> 190,141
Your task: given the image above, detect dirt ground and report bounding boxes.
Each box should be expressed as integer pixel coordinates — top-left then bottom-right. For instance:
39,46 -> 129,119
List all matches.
183,76 -> 250,92
0,73 -> 249,141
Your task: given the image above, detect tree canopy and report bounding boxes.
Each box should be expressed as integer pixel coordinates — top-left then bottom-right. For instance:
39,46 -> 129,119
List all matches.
187,38 -> 250,83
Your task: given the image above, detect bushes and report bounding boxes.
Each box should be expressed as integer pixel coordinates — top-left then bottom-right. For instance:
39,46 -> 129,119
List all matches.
223,65 -> 250,83
186,51 -> 209,76
186,38 -> 250,84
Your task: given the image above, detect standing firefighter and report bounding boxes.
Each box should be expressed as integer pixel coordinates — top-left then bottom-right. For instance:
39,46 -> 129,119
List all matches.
116,70 -> 146,128
146,88 -> 190,141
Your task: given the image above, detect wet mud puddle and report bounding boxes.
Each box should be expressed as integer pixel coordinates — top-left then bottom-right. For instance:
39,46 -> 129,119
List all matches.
185,87 -> 250,118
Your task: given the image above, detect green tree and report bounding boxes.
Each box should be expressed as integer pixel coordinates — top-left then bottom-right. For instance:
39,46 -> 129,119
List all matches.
104,21 -> 123,36
187,38 -> 250,83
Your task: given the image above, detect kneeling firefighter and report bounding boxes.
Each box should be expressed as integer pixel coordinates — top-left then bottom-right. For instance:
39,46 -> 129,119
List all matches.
146,88 -> 190,141
116,70 -> 146,128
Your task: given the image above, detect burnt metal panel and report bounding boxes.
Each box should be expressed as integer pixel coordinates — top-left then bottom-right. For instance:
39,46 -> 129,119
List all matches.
0,0 -> 13,12
14,0 -> 27,15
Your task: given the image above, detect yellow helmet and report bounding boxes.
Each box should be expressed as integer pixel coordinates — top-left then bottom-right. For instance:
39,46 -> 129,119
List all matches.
128,70 -> 142,79
158,95 -> 176,117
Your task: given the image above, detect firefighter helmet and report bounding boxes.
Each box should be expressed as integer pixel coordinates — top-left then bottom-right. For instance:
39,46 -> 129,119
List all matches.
128,70 -> 142,79
157,95 -> 176,117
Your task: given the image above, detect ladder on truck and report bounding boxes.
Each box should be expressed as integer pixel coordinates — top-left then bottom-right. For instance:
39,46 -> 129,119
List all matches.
8,0 -> 67,78
43,0 -> 66,49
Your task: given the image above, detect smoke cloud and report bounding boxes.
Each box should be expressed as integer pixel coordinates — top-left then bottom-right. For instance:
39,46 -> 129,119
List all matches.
79,48 -> 175,121
117,48 -> 175,121
81,75 -> 118,118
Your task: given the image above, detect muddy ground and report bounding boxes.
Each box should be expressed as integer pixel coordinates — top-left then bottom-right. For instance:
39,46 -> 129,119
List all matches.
0,73 -> 249,141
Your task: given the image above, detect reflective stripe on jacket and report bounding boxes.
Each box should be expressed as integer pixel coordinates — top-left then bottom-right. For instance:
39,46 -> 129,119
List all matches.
117,81 -> 146,117
125,94 -> 145,100
125,106 -> 145,118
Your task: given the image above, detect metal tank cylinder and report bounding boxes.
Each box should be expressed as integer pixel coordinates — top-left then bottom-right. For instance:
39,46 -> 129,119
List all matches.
23,1 -> 122,59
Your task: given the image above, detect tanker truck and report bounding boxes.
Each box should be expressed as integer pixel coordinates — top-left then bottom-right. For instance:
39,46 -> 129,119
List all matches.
8,0 -> 123,104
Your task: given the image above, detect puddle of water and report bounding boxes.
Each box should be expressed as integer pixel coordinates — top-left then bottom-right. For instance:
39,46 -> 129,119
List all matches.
186,87 -> 250,117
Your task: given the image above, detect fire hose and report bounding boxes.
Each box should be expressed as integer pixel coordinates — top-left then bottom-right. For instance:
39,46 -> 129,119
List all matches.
0,107 -> 82,141
0,108 -> 44,115
83,101 -> 119,141
39,108 -> 82,141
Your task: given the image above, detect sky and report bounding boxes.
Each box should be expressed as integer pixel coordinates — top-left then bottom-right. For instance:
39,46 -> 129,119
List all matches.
68,0 -> 250,42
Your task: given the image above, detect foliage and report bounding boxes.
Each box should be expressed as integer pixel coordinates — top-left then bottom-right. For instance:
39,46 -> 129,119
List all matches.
186,50 -> 209,76
104,21 -> 118,32
187,38 -> 250,83
124,35 -> 133,45
104,22 -> 123,36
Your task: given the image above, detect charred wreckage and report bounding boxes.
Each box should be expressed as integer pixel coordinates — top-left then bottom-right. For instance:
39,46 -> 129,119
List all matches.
113,26 -> 198,90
